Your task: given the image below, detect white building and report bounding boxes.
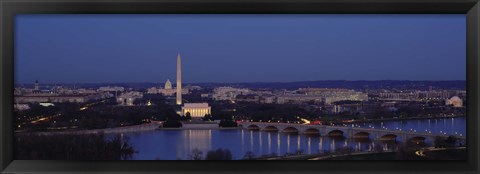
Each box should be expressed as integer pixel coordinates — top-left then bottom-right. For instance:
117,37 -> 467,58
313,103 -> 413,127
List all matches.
212,87 -> 250,101
15,93 -> 110,103
147,87 -> 159,94
445,96 -> 463,107
276,89 -> 368,105
182,103 -> 211,118
276,94 -> 323,104
165,79 -> 172,89
323,92 -> 369,105
14,104 -> 30,111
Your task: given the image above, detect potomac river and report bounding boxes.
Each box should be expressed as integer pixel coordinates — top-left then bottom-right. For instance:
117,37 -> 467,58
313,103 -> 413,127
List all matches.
116,117 -> 465,160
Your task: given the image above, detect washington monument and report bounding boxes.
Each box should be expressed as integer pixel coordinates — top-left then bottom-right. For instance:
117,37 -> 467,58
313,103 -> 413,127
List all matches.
176,52 -> 182,105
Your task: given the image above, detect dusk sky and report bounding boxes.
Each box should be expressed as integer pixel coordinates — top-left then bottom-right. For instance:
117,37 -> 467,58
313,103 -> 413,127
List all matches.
15,14 -> 466,84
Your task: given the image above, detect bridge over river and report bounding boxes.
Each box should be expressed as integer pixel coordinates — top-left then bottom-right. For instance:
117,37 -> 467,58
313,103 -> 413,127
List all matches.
238,122 -> 465,142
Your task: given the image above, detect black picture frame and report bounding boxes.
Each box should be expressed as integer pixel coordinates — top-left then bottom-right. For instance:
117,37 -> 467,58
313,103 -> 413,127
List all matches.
1,0 -> 479,173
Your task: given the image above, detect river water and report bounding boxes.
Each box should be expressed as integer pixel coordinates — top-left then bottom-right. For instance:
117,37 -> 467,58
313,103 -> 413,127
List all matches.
118,117 -> 466,160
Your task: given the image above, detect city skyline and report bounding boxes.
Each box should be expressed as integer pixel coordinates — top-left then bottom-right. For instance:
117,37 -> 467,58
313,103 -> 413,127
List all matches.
15,14 -> 466,84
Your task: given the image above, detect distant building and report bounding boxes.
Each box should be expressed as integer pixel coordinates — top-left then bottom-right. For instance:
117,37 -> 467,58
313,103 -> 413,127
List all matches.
323,92 -> 368,105
34,80 -> 39,91
276,89 -> 368,105
159,88 -> 175,96
379,91 -> 419,101
276,94 -> 323,104
98,86 -> 125,92
379,90 -> 462,101
14,104 -> 30,111
445,96 -> 463,107
333,104 -> 361,114
182,103 -> 211,118
117,91 -> 143,106
236,94 -> 260,103
148,79 -> 189,96
184,85 -> 202,91
15,93 -> 106,103
418,90 -> 450,100
260,95 -> 276,104
39,102 -> 54,107
147,87 -> 159,94
212,87 -> 250,101
15,81 -> 112,104
201,93 -> 211,98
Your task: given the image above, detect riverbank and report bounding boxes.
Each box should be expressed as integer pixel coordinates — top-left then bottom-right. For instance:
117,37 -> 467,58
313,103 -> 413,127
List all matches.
257,150 -> 396,160
15,123 -> 161,135
16,123 -> 242,135
257,146 -> 467,160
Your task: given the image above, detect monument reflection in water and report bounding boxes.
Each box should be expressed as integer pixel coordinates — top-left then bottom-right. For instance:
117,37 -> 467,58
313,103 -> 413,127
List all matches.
179,130 -> 212,159
126,129 -> 395,160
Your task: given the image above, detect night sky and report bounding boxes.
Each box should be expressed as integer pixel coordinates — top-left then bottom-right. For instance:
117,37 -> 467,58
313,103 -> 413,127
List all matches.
15,14 -> 466,84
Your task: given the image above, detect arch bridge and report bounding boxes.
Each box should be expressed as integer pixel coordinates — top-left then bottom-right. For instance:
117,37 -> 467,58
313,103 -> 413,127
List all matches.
239,122 -> 463,142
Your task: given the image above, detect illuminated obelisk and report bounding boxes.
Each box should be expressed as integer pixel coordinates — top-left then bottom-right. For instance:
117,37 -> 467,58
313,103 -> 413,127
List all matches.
176,52 -> 182,105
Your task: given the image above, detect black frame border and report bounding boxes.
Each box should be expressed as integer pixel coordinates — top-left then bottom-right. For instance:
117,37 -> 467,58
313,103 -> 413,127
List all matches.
1,0 -> 479,173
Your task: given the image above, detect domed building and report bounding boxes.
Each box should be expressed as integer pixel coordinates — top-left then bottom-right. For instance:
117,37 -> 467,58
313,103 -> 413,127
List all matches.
445,96 -> 463,107
159,79 -> 175,96
164,79 -> 172,89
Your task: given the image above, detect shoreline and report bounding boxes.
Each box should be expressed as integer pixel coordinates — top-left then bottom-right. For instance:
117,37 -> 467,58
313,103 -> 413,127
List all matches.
15,123 -> 161,135
259,147 -> 467,160
16,123 -> 241,135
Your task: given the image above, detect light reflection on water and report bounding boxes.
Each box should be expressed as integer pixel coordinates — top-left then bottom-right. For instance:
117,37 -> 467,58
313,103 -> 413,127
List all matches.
120,117 -> 465,160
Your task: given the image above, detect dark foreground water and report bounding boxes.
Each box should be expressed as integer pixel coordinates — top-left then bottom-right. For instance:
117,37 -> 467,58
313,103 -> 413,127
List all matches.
118,117 -> 465,160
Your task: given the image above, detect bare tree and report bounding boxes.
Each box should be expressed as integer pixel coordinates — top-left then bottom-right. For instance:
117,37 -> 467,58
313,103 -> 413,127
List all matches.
205,148 -> 232,160
188,148 -> 203,160
243,151 -> 256,160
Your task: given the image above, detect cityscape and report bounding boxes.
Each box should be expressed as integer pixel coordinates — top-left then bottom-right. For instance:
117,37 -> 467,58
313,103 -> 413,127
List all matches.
14,14 -> 466,160
14,52 -> 466,160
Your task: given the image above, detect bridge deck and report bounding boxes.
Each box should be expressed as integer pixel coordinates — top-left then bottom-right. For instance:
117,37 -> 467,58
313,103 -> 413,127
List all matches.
239,122 -> 465,140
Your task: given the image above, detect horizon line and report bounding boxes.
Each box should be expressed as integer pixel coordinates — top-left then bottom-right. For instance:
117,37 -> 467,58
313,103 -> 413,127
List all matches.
14,79 -> 467,85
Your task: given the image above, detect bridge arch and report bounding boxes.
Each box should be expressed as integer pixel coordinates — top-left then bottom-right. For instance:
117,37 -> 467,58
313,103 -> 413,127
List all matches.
327,130 -> 344,137
304,128 -> 320,136
353,132 -> 370,139
408,136 -> 427,145
264,126 -> 279,132
380,134 -> 398,141
283,127 -> 299,133
247,124 -> 260,130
